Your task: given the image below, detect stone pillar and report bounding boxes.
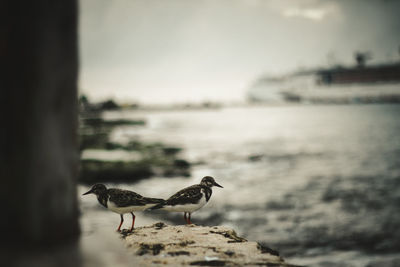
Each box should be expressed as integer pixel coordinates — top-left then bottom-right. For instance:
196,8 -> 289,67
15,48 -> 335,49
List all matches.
0,0 -> 80,246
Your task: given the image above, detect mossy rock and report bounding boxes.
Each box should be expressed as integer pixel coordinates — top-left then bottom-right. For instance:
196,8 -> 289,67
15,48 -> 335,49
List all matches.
81,117 -> 145,128
79,159 -> 153,184
79,132 -> 109,151
79,157 -> 191,184
78,113 -> 192,183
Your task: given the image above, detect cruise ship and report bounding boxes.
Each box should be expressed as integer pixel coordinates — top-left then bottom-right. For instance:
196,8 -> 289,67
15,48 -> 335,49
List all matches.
248,59 -> 400,104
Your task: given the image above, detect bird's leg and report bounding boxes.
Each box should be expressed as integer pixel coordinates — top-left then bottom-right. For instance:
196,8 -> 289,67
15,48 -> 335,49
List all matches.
188,213 -> 192,224
130,212 -> 136,231
117,214 -> 124,232
184,212 -> 187,224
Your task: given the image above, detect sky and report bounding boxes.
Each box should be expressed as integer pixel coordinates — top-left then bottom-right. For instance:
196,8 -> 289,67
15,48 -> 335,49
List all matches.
79,0 -> 400,104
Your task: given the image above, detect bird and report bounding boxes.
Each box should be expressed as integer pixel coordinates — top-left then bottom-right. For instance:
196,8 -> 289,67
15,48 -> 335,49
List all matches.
150,176 -> 223,224
82,183 -> 164,232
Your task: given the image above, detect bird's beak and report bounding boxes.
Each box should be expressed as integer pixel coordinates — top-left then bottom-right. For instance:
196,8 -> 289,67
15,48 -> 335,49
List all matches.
82,189 -> 93,195
214,182 -> 223,188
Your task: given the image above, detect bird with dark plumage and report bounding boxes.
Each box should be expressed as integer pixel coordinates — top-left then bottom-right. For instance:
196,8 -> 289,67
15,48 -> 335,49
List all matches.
82,183 -> 164,232
150,176 -> 223,224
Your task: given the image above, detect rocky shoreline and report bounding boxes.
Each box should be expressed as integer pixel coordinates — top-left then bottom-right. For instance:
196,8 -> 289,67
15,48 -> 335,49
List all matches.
78,108 -> 191,184
121,223 -> 301,266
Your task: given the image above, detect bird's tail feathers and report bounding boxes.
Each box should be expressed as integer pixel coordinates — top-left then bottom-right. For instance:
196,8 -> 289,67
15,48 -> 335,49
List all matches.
144,197 -> 165,204
148,201 -> 166,210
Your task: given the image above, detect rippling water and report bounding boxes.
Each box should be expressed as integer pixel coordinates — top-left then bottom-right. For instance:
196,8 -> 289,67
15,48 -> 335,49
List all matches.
81,104 -> 400,266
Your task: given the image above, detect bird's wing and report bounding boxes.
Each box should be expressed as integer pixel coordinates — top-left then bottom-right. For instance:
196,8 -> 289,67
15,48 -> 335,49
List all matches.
108,189 -> 148,207
166,185 -> 203,205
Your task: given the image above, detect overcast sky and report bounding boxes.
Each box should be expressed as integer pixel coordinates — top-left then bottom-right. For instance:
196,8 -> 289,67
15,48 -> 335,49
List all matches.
79,0 -> 400,104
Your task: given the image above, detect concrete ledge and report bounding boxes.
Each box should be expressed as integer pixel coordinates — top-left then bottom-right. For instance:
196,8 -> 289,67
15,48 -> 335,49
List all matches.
122,222 -> 301,266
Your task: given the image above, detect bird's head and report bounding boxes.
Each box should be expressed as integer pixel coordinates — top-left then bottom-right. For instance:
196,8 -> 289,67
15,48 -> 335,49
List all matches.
82,183 -> 107,196
200,176 -> 223,188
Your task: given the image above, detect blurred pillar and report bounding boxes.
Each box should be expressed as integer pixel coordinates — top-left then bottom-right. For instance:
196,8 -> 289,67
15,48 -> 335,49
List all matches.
0,0 -> 80,246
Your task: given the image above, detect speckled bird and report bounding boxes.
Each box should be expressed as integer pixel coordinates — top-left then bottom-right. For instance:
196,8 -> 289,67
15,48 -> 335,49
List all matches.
83,184 -> 164,232
150,176 -> 223,224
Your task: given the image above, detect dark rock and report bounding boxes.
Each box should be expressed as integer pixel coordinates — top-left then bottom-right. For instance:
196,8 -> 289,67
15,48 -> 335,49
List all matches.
137,243 -> 165,256
163,147 -> 182,155
257,243 -> 280,257
104,142 -> 126,150
168,251 -> 191,256
190,260 -> 228,266
209,230 -> 247,243
178,240 -> 196,247
100,99 -> 119,110
79,159 -> 153,184
102,119 -> 146,127
79,132 -> 109,151
224,250 -> 235,257
120,229 -> 134,238
173,159 -> 191,168
154,222 -> 167,230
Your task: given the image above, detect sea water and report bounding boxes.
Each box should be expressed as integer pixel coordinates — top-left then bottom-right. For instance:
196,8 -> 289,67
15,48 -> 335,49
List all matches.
81,104 -> 400,266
